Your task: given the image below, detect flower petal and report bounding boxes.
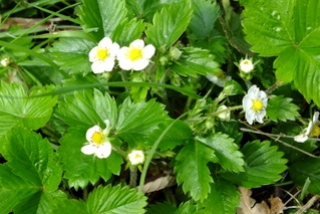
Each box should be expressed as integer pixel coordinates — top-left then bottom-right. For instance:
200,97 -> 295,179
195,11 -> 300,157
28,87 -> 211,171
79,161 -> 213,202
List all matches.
294,134 -> 308,143
81,144 -> 96,155
132,59 -> 149,71
99,37 -> 113,47
143,44 -> 156,59
130,39 -> 144,48
95,142 -> 112,159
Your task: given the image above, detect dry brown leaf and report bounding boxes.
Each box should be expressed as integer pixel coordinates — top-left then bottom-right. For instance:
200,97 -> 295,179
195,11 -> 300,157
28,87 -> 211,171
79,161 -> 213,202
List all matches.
269,197 -> 284,214
142,175 -> 176,193
237,187 -> 271,214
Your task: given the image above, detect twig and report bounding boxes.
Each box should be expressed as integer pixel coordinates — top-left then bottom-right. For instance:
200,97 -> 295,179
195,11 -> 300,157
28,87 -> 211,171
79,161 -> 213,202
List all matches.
294,195 -> 319,214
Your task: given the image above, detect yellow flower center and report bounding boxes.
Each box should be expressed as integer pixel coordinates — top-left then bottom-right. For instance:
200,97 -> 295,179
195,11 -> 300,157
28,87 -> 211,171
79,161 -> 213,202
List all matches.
97,48 -> 109,60
135,153 -> 142,159
128,48 -> 142,61
243,60 -> 250,65
310,124 -> 320,137
91,131 -> 104,145
252,99 -> 263,112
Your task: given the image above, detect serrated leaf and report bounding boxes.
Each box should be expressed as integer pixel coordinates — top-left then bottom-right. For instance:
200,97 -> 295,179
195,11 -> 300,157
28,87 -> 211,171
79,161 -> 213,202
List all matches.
87,185 -> 147,214
0,82 -> 57,138
113,18 -> 145,46
58,128 -> 123,189
145,0 -> 193,49
197,133 -> 244,172
266,96 -> 299,122
241,0 -> 320,105
290,157 -> 320,195
52,199 -> 88,214
116,99 -> 168,145
0,128 -> 62,214
201,178 -> 240,214
56,89 -> 118,129
50,38 -> 94,75
170,47 -> 219,77
174,140 -> 215,201
221,140 -> 288,188
188,0 -> 219,39
78,0 -> 127,41
176,201 -> 197,214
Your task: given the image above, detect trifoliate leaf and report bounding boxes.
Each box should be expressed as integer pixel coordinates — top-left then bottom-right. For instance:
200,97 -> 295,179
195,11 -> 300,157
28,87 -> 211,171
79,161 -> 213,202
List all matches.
78,0 -> 127,41
0,128 -> 62,214
0,82 -> 57,138
87,185 -> 147,214
290,157 -> 320,195
113,18 -> 145,46
241,0 -> 320,105
188,0 -> 219,39
170,47 -> 219,77
116,98 -> 168,145
58,128 -> 123,189
267,96 -> 299,122
174,140 -> 216,201
145,0 -> 193,49
197,133 -> 245,172
221,140 -> 288,188
50,38 -> 94,75
56,89 -> 118,129
200,178 -> 240,214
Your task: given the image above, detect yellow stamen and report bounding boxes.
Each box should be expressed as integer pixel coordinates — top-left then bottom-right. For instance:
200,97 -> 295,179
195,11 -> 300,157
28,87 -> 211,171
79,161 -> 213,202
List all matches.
243,60 -> 250,65
252,99 -> 263,112
135,153 -> 142,159
91,131 -> 104,145
97,48 -> 109,60
128,48 -> 142,61
310,125 -> 320,137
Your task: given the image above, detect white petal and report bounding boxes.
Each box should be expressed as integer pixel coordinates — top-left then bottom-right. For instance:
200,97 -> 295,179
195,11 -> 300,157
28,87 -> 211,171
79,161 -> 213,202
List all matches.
312,111 -> 319,123
255,110 -> 266,123
242,95 -> 252,111
118,59 -> 133,70
99,37 -> 113,47
81,144 -> 96,155
128,150 -> 145,165
143,44 -> 156,59
117,47 -> 130,61
132,59 -> 149,71
86,125 -> 102,142
95,142 -> 112,159
91,62 -> 106,73
305,121 -> 313,135
245,111 -> 255,125
130,39 -> 144,48
294,134 -> 308,143
89,46 -> 98,62
110,43 -> 120,56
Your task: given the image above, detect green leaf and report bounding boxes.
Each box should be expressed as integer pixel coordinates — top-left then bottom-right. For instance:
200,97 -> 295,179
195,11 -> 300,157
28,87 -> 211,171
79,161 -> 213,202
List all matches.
290,157 -> 320,195
241,0 -> 320,105
52,199 -> 87,214
197,133 -> 244,172
0,128 -> 62,214
56,89 -> 118,129
174,140 -> 215,201
50,38 -> 95,75
145,0 -> 193,49
221,140 -> 288,188
170,47 -> 219,77
116,99 -> 168,144
58,127 -> 123,189
87,185 -> 147,214
0,82 -> 57,138
200,178 -> 240,214
266,96 -> 300,122
78,0 -> 127,41
176,201 -> 197,214
188,0 -> 219,39
113,18 -> 145,46
146,202 -> 176,214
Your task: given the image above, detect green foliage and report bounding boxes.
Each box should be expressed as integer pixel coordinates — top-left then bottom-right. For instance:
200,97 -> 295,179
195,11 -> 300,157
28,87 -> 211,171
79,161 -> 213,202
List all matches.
113,18 -> 145,46
290,158 -> 320,195
241,0 -> 320,105
174,140 -> 216,201
170,47 -> 219,77
146,202 -> 176,214
188,0 -> 219,39
78,0 -> 128,41
145,0 -> 193,49
0,128 -> 62,214
197,133 -> 245,172
267,95 -> 300,122
0,82 -> 57,138
50,38 -> 95,75
200,178 -> 240,214
221,140 -> 288,188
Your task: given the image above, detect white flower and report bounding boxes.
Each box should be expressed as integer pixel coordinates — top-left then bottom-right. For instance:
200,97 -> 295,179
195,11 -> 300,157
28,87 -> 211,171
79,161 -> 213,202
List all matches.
81,120 -> 112,159
242,85 -> 268,125
128,150 -> 145,165
294,112 -> 320,143
117,39 -> 155,71
217,105 -> 230,120
89,37 -> 120,74
0,58 -> 10,67
239,58 -> 254,73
